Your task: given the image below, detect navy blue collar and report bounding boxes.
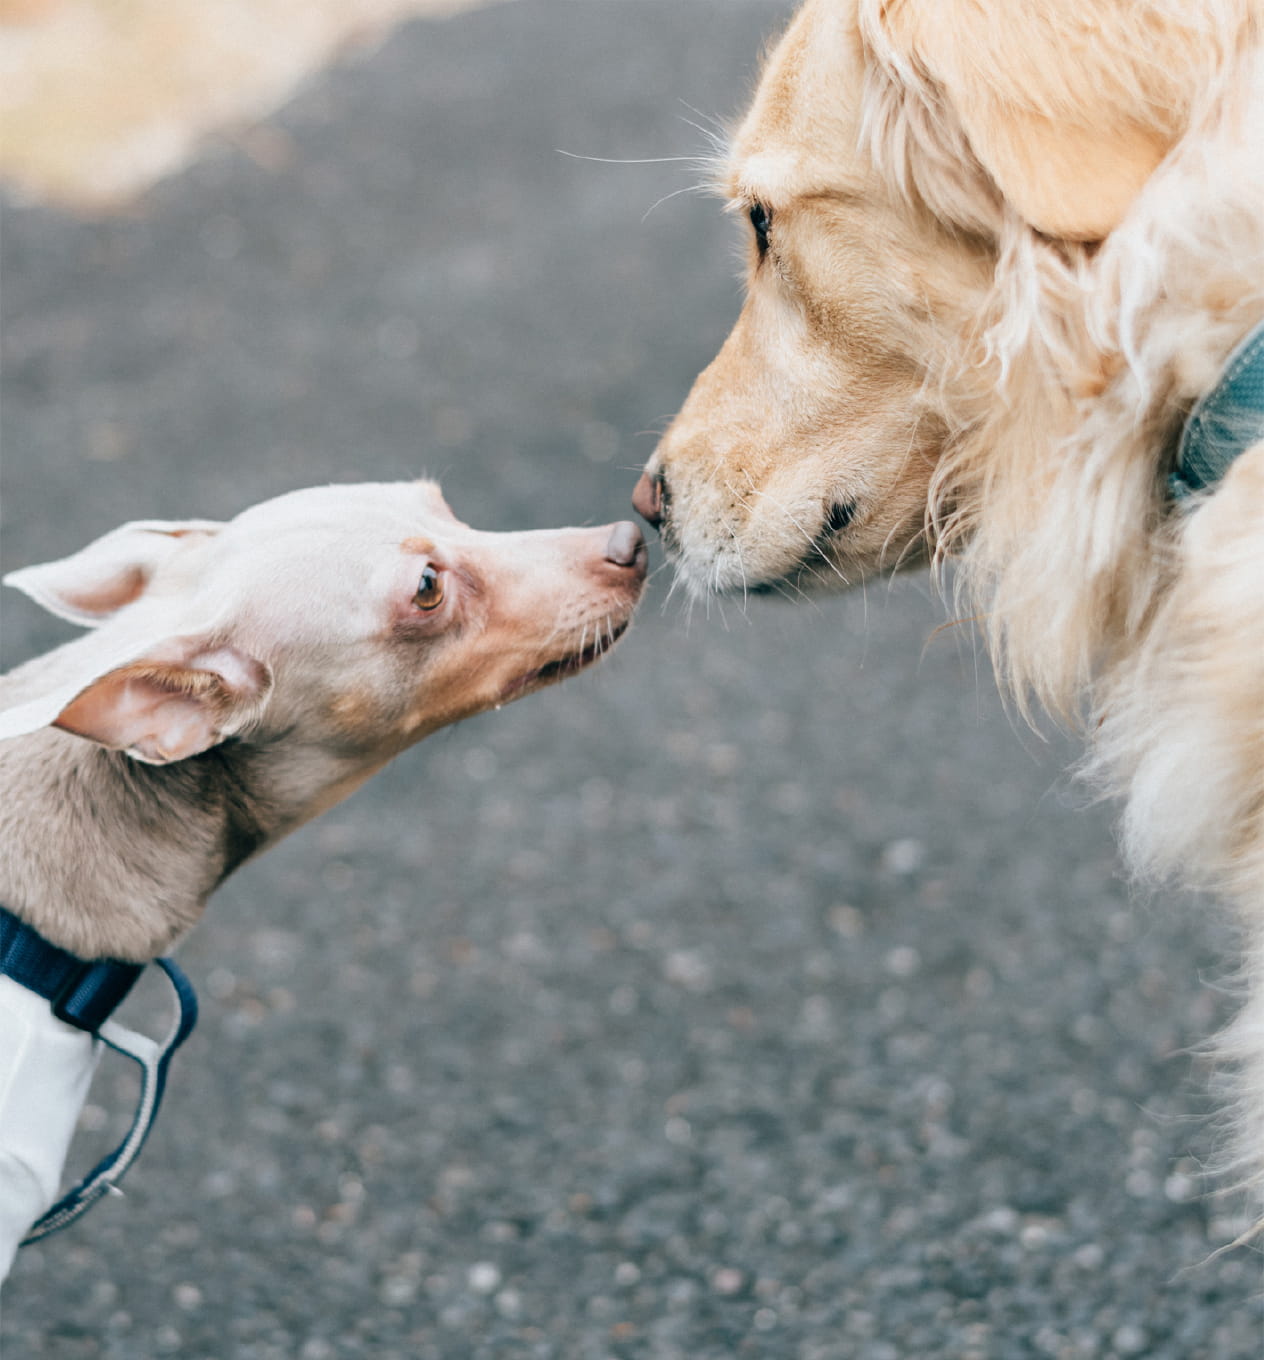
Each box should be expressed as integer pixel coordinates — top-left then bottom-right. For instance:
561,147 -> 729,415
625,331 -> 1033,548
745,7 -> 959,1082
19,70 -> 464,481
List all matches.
0,903 -> 144,1032
1171,318 -> 1264,498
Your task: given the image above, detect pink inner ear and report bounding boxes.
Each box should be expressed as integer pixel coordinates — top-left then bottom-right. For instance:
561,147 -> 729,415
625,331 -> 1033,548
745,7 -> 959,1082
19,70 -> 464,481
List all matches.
6,520 -> 224,627
66,565 -> 148,619
54,664 -> 228,765
190,647 -> 269,698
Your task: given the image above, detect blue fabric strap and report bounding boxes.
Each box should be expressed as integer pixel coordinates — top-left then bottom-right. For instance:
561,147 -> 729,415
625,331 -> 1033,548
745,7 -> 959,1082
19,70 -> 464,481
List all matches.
1171,319 -> 1264,498
0,904 -> 144,1032
0,906 -> 199,1245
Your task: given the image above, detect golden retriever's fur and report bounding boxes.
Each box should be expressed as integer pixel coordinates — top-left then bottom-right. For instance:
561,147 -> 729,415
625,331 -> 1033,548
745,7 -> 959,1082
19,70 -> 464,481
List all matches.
641,0 -> 1264,1205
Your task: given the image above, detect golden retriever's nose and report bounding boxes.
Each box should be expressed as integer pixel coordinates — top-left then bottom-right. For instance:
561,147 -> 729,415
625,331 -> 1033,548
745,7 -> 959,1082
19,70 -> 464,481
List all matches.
632,471 -> 664,528
605,520 -> 648,575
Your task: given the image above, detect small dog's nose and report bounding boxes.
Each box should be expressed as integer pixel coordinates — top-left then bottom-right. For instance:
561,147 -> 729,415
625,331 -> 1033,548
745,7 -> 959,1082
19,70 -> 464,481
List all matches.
632,470 -> 664,528
605,520 -> 647,572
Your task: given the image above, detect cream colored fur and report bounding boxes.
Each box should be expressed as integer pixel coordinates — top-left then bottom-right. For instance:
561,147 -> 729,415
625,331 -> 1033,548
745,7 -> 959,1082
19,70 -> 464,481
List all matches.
0,481 -> 645,1263
640,0 -> 1264,1206
0,481 -> 645,960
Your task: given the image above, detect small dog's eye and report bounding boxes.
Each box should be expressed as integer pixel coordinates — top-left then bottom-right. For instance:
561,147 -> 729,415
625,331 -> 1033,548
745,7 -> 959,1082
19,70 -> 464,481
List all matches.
412,565 -> 445,611
749,201 -> 772,256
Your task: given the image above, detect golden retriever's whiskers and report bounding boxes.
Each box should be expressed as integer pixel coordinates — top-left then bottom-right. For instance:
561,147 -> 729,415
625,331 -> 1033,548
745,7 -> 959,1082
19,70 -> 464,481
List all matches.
725,481 -> 809,603
747,484 -> 853,589
643,417 -> 681,436
693,452 -> 733,501
734,543 -> 751,615
721,476 -> 851,592
720,524 -> 753,615
641,183 -> 713,224
680,565 -> 702,630
675,101 -> 730,151
721,477 -> 753,516
554,150 -> 713,167
880,502 -> 929,575
773,574 -> 817,608
658,563 -> 690,620
720,478 -> 767,600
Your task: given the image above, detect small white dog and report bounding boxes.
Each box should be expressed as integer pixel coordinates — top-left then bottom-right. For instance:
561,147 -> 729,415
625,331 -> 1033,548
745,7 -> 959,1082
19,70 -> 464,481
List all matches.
0,479 -> 646,1279
635,0 -> 1264,1207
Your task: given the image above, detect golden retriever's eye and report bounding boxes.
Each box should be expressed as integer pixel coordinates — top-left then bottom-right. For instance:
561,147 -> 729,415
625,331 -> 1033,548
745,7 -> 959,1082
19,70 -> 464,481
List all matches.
412,565 -> 445,611
749,201 -> 772,258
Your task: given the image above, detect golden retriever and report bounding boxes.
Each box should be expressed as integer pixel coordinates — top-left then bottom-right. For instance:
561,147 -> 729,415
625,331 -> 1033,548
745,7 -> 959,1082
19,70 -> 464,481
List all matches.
633,0 -> 1264,1208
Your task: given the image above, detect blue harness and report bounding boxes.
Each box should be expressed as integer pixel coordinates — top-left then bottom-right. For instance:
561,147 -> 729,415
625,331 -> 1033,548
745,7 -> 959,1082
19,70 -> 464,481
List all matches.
0,905 -> 198,1245
1170,318 -> 1264,498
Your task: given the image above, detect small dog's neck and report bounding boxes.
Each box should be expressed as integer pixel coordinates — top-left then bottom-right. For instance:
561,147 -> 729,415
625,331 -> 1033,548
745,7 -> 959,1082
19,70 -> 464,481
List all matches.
0,638 -> 375,962
0,725 -> 280,962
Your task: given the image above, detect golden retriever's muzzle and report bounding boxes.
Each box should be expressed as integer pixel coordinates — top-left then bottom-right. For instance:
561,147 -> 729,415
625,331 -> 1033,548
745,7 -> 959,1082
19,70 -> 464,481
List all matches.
631,440 -> 930,601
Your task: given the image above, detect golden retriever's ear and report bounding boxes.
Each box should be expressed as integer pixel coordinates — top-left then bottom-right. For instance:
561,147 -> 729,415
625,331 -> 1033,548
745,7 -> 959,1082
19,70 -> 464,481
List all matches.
868,0 -> 1200,241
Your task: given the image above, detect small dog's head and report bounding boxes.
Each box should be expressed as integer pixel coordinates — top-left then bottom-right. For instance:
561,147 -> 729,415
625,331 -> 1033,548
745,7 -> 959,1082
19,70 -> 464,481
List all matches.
1,480 -> 646,773
635,0 -> 1204,598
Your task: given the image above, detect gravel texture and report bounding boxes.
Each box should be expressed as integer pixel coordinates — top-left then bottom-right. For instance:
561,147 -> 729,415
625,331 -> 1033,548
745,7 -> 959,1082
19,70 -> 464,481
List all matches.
1,2 -> 1260,1356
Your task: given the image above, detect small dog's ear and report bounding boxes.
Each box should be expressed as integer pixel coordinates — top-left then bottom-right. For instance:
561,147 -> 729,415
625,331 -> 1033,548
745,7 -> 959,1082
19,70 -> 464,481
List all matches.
866,1 -> 1198,240
3,520 -> 222,627
50,642 -> 273,765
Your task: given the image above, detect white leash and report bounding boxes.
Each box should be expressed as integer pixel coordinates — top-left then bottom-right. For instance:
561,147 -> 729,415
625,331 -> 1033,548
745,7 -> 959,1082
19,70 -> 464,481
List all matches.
20,958 -> 198,1245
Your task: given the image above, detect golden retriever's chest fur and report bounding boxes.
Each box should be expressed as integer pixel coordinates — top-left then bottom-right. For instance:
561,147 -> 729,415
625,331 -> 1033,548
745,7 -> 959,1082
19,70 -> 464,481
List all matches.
639,0 -> 1264,1209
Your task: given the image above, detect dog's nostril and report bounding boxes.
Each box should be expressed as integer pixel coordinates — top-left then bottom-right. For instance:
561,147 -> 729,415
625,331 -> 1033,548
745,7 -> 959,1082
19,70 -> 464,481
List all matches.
632,471 -> 664,528
605,520 -> 646,570
826,501 -> 856,534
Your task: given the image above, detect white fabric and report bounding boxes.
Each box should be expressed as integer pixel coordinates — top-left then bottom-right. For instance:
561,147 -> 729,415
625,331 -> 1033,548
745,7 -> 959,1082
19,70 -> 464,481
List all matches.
0,975 -> 101,1284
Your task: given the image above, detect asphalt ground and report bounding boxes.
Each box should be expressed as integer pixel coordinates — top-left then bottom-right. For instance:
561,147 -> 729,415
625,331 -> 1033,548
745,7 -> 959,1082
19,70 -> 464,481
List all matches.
1,2 -> 1261,1356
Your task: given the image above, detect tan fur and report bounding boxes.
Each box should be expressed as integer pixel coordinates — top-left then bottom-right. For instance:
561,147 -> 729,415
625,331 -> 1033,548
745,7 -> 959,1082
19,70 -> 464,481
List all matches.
641,0 -> 1264,1201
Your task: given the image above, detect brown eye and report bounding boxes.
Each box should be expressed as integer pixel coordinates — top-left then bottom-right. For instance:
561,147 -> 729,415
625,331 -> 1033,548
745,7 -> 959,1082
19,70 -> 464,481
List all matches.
749,201 -> 772,257
412,565 -> 445,611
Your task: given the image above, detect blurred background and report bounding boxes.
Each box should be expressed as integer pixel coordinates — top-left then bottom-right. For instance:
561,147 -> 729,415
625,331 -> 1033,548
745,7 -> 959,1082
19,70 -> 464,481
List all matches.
0,2 -> 1259,1356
